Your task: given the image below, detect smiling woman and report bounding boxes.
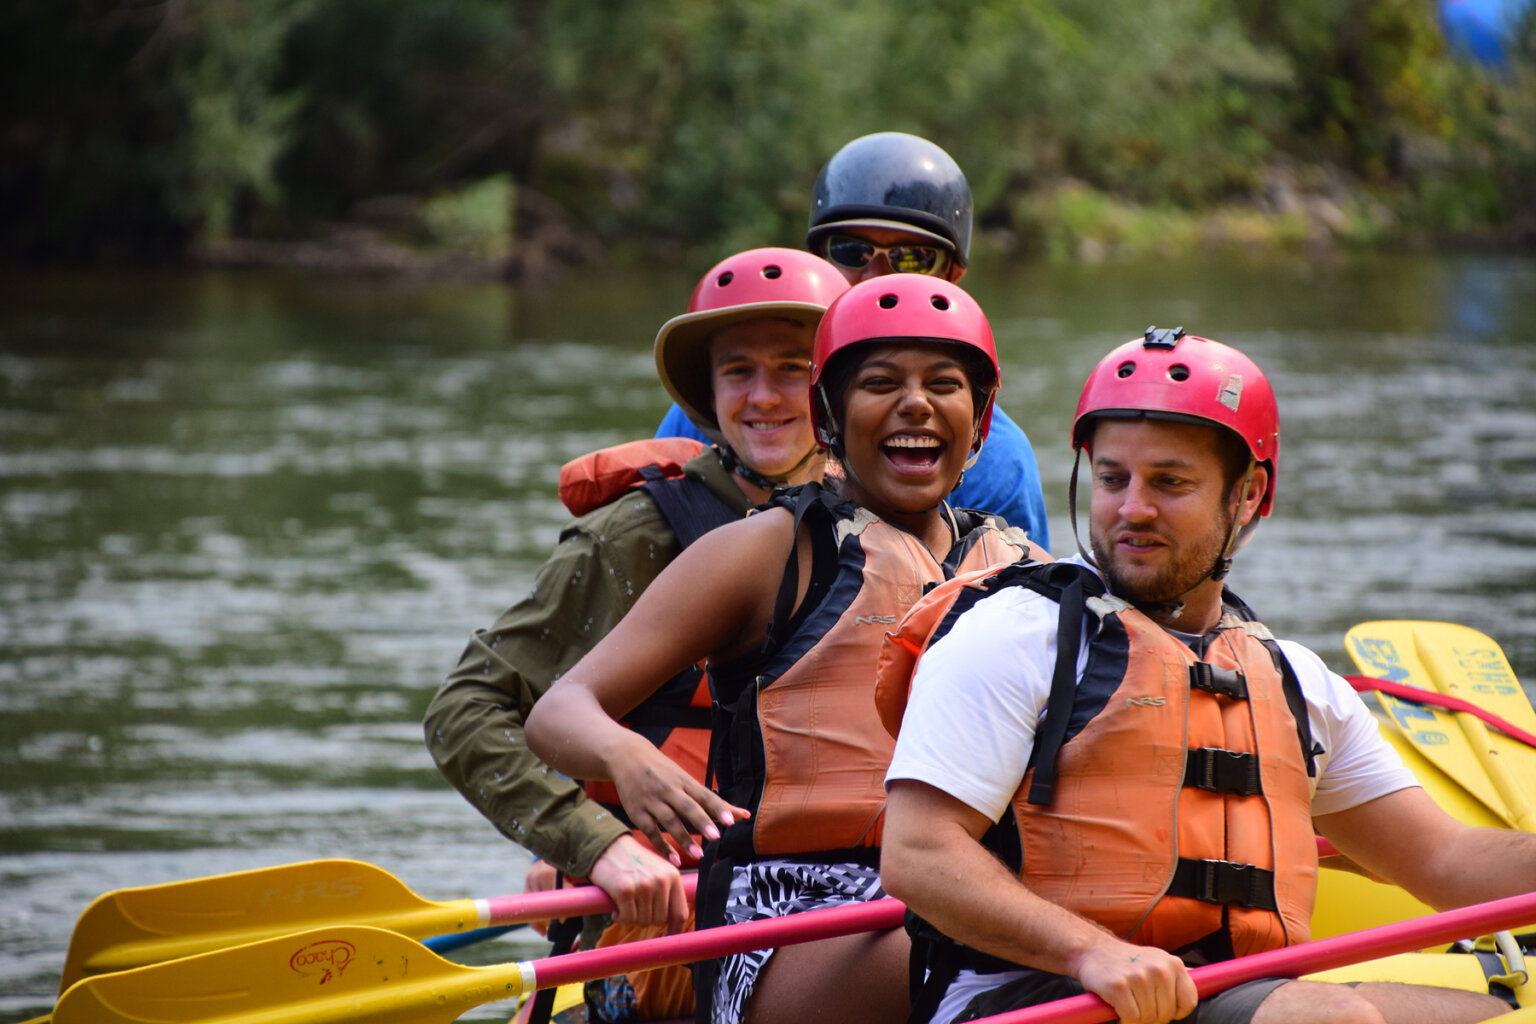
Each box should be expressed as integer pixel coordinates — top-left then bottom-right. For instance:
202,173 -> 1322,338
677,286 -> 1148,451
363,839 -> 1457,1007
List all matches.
809,280 -> 1002,541
524,276 -> 1042,1024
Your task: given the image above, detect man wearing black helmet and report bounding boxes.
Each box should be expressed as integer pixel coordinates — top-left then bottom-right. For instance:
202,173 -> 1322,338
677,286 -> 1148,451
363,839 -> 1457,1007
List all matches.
656,132 -> 1051,549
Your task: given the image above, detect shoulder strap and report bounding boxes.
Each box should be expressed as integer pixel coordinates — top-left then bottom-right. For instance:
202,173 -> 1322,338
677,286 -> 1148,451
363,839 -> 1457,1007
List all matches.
1272,638 -> 1321,778
1024,563 -> 1108,805
637,464 -> 740,550
524,879 -> 586,1024
1218,587 -> 1322,779
765,484 -> 840,653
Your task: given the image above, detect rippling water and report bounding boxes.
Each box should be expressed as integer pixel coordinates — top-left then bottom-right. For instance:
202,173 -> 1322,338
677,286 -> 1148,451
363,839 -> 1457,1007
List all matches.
2,254 -> 1534,1021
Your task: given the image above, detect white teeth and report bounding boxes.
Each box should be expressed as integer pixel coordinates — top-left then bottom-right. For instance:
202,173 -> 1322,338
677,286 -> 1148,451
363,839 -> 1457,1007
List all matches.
884,435 -> 940,448
746,419 -> 792,430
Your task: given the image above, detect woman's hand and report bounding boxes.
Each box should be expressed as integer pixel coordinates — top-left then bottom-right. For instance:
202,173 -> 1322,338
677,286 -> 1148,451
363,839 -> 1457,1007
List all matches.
609,732 -> 750,863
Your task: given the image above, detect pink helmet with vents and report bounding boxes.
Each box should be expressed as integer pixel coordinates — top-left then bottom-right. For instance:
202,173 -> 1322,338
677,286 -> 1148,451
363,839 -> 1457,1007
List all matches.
655,247 -> 849,442
809,276 -> 998,452
1073,327 -> 1279,515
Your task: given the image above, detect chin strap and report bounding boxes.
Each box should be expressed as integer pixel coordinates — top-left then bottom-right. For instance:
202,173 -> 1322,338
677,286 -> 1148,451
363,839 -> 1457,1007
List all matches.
715,443 -> 820,493
1210,460 -> 1258,582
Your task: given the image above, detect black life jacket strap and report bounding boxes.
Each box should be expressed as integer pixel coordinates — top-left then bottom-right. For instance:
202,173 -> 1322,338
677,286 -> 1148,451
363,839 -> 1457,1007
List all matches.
619,695 -> 713,732
1168,857 -> 1278,911
1027,568 -> 1088,806
906,917 -> 973,1024
637,464 -> 740,549
766,485 -> 838,652
1274,642 -> 1323,778
526,875 -> 586,1024
1217,588 -> 1321,780
690,830 -> 737,1024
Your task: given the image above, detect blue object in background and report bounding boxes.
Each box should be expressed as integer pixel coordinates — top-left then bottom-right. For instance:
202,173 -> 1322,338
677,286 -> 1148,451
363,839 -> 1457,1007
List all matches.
1439,0 -> 1531,66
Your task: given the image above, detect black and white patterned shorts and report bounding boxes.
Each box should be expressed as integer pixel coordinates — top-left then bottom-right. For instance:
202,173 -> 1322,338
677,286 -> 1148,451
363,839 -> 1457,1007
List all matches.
711,858 -> 886,1024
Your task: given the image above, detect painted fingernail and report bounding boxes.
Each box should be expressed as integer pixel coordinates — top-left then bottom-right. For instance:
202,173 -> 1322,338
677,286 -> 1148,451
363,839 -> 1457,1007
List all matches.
703,824 -> 720,841
689,842 -> 704,859
668,851 -> 682,867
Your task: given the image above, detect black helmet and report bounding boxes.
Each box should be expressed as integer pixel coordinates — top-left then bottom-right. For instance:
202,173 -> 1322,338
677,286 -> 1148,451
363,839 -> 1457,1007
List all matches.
806,132 -> 973,267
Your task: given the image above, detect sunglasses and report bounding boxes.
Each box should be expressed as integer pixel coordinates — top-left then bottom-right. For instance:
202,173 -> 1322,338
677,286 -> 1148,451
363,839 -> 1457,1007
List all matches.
822,234 -> 951,276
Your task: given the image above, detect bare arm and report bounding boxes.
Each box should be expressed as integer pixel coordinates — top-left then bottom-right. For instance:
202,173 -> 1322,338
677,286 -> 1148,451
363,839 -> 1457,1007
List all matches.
528,509 -> 801,860
1315,786 -> 1536,909
882,780 -> 1198,1024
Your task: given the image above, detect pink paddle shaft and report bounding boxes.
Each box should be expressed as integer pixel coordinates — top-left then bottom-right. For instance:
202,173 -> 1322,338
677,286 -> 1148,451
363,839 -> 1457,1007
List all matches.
528,897 -> 906,990
483,873 -> 700,925
1348,674 -> 1536,749
975,890 -> 1536,1024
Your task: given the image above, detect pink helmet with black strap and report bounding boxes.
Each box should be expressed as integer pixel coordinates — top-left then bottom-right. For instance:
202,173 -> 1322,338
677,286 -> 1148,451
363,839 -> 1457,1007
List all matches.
809,275 -> 999,457
1073,326 -> 1279,516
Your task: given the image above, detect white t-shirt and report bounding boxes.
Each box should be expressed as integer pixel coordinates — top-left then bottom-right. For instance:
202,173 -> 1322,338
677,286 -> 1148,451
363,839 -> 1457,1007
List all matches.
885,557 -> 1417,820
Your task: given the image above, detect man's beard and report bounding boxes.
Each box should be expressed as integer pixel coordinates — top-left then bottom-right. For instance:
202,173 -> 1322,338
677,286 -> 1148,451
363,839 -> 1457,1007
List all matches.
1090,507 -> 1233,612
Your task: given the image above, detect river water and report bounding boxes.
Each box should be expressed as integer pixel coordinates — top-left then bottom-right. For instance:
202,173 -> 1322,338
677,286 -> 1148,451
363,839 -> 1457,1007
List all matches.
2,253 -> 1534,1021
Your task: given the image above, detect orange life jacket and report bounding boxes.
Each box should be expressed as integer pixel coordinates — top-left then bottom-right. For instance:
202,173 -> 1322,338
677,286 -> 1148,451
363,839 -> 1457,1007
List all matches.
877,559 -> 1319,963
559,437 -> 708,516
710,484 -> 1036,859
555,438 -> 736,827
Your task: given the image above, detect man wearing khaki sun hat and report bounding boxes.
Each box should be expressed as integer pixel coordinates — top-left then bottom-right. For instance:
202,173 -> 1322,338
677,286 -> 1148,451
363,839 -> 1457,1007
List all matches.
425,248 -> 847,1024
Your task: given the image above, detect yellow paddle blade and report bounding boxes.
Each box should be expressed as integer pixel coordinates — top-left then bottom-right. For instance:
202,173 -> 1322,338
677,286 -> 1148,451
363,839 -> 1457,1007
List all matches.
1345,622 -> 1516,827
60,859 -> 476,989
1410,621 -> 1536,831
1348,620 -> 1536,831
1373,717 -> 1508,828
54,924 -> 524,1024
507,983 -> 586,1024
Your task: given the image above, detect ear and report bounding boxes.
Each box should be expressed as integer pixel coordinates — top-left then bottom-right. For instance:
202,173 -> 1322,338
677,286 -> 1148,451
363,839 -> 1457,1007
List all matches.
1236,464 -> 1269,526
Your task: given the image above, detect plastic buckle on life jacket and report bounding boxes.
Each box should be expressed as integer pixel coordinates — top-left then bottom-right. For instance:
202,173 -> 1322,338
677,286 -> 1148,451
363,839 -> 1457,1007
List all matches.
1185,748 -> 1262,796
1173,857 -> 1278,911
1188,663 -> 1249,699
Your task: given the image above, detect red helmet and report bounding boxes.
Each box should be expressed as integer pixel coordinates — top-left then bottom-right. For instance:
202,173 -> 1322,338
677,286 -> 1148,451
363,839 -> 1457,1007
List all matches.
1073,327 -> 1279,515
810,276 -> 999,452
655,247 -> 849,442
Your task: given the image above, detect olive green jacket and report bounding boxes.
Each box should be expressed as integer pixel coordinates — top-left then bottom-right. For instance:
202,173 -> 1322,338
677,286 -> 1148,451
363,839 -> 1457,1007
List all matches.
424,449 -> 751,877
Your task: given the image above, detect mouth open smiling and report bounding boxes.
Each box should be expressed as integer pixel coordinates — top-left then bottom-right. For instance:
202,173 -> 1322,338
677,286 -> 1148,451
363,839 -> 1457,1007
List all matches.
882,433 -> 944,472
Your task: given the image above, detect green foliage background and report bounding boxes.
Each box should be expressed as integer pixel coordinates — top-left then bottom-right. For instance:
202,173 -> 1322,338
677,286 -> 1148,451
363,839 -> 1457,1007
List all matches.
2,0 -> 1532,266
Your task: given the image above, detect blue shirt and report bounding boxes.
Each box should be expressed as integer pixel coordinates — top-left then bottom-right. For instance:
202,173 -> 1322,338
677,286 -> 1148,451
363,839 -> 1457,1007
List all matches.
653,403 -> 1050,548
